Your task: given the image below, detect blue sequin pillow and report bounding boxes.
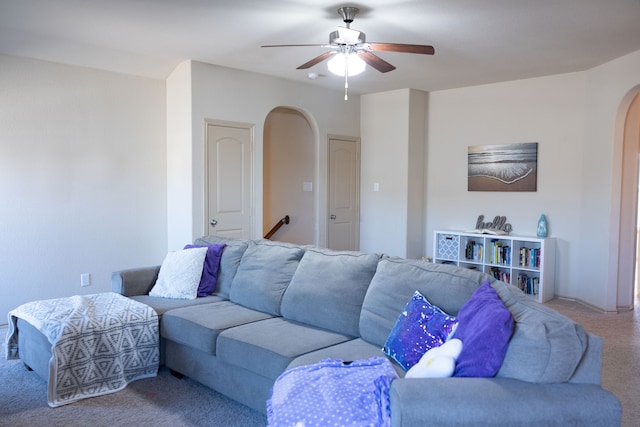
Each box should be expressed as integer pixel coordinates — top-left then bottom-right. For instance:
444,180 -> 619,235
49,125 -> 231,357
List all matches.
383,291 -> 459,371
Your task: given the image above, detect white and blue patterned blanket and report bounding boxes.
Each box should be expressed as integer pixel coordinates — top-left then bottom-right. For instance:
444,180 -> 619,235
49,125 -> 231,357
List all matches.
5,292 -> 159,407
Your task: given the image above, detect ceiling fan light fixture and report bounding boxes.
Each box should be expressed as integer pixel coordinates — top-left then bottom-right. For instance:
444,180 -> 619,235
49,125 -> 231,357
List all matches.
261,5 -> 434,100
330,27 -> 366,45
327,52 -> 366,76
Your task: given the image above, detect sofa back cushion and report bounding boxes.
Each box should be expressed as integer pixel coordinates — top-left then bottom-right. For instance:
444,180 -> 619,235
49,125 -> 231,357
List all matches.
493,279 -> 588,383
229,240 -> 305,315
194,235 -> 249,299
359,258 -> 489,348
280,248 -> 380,337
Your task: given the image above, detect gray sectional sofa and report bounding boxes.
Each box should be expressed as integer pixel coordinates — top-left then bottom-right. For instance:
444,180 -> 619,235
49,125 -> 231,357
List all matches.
108,235 -> 621,426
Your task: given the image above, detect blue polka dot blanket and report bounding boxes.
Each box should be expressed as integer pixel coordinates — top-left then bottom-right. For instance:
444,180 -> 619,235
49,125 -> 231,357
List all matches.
267,357 -> 399,427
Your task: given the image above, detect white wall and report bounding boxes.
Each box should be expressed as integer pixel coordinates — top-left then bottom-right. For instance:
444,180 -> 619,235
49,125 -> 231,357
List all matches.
407,90 -> 427,258
360,89 -> 426,258
166,60 -> 361,249
425,49 -> 640,311
166,61 -> 193,250
0,54 -> 167,323
584,50 -> 640,310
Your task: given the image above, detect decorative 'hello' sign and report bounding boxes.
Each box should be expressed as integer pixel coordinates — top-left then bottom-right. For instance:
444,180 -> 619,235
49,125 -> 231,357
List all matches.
475,215 -> 513,233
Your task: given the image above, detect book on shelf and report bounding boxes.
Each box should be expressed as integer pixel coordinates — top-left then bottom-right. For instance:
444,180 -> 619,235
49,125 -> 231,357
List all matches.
464,240 -> 483,261
517,273 -> 540,296
464,228 -> 509,235
489,240 -> 510,265
519,247 -> 541,268
489,267 -> 510,283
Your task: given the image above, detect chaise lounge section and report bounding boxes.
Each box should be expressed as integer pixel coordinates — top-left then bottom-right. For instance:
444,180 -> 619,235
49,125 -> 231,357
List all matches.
109,235 -> 621,426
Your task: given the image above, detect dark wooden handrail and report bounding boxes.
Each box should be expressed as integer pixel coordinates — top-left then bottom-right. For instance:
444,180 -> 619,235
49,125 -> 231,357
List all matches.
264,215 -> 290,240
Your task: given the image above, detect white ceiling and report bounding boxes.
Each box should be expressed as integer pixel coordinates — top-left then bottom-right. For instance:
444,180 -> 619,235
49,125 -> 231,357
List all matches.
2,0 -> 640,95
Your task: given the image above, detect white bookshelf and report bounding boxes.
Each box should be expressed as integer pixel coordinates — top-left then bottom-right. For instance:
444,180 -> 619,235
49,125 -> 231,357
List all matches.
433,230 -> 556,303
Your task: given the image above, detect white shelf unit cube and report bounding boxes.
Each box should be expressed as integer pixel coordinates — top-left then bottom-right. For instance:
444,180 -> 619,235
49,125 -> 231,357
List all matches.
433,230 -> 556,303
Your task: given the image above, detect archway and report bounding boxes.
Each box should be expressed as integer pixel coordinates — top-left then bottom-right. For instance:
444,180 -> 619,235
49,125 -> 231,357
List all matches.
263,107 -> 318,245
615,89 -> 640,310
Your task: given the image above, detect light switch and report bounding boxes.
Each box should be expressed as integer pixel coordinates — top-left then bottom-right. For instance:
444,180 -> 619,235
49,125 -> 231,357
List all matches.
303,182 -> 313,192
373,182 -> 380,192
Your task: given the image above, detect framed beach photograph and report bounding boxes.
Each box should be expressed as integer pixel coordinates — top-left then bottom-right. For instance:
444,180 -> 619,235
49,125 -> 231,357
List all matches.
468,142 -> 538,192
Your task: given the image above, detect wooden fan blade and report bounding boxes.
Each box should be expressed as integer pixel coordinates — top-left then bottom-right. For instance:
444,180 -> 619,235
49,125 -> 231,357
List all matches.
368,42 -> 435,55
261,44 -> 326,48
296,51 -> 337,69
359,51 -> 396,73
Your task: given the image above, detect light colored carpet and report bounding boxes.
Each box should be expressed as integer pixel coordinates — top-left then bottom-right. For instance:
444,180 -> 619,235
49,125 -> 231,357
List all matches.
0,326 -> 267,427
2,298 -> 636,426
545,298 -> 640,427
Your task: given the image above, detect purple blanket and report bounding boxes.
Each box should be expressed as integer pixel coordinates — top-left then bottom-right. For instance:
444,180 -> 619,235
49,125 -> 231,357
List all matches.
267,357 -> 398,427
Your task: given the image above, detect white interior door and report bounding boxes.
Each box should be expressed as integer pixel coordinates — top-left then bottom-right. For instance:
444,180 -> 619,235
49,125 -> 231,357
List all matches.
328,135 -> 360,250
205,121 -> 253,239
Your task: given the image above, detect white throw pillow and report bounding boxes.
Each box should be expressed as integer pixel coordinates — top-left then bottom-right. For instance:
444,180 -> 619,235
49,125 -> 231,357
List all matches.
405,338 -> 463,378
149,247 -> 208,299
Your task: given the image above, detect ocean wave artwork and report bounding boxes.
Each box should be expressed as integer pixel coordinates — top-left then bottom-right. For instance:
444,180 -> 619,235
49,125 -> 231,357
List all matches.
468,142 -> 537,191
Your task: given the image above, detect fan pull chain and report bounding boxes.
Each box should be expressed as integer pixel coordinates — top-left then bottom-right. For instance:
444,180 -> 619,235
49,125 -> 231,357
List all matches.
344,73 -> 349,100
344,55 -> 349,100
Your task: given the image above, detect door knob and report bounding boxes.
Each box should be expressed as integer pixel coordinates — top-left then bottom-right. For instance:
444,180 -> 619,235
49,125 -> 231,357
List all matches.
210,219 -> 218,227
330,214 -> 336,220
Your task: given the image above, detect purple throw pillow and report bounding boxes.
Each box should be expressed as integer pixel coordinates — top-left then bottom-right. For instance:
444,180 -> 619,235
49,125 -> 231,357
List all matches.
184,244 -> 226,297
453,280 -> 514,377
383,291 -> 458,371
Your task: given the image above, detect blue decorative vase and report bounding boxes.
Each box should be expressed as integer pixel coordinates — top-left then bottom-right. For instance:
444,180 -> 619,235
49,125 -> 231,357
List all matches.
537,214 -> 548,238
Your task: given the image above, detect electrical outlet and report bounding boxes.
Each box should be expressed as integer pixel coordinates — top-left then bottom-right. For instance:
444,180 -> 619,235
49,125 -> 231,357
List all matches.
80,273 -> 91,287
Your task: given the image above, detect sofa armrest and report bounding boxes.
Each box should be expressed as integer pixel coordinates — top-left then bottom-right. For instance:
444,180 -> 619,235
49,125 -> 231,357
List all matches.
111,266 -> 161,297
390,377 -> 621,427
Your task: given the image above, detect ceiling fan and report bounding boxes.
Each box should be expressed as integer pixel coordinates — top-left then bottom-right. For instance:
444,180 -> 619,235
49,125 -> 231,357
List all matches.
262,6 -> 435,99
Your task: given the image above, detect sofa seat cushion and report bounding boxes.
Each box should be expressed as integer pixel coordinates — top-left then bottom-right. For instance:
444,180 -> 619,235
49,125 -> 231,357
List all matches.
280,248 -> 380,337
287,338 -> 404,377
360,258 -> 489,348
217,317 -> 353,380
161,301 -> 273,356
129,294 -> 224,317
230,240 -> 305,316
492,280 -> 588,383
